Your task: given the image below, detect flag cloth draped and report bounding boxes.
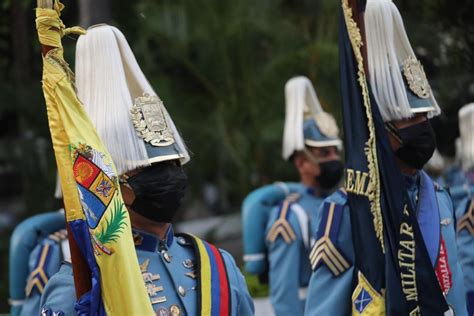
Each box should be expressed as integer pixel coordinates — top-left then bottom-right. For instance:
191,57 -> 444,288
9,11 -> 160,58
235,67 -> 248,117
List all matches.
339,0 -> 449,314
35,2 -> 154,315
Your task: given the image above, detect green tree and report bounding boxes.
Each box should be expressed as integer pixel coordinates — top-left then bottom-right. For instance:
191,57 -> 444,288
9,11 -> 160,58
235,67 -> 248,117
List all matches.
124,0 -> 341,211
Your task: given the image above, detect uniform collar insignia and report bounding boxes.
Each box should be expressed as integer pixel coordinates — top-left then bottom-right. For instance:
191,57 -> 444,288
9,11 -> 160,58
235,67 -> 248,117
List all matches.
132,226 -> 174,252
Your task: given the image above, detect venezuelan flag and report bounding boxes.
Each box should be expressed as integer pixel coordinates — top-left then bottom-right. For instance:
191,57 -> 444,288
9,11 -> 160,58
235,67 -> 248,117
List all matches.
35,1 -> 153,315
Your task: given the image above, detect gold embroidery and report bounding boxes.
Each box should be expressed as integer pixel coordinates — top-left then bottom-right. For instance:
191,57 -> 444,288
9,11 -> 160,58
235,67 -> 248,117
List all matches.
342,0 -> 384,252
344,168 -> 370,197
398,205 -> 419,305
140,259 -> 150,273
25,244 -> 51,295
131,93 -> 175,147
403,56 -> 431,99
266,194 -> 300,244
309,203 -> 351,276
45,49 -> 78,91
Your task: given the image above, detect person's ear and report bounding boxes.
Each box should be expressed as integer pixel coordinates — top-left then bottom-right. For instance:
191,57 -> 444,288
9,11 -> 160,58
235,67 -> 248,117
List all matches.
120,183 -> 136,207
294,154 -> 305,169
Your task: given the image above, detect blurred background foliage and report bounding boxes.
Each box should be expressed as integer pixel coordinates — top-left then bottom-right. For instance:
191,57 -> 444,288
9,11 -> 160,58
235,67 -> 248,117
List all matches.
0,0 -> 473,310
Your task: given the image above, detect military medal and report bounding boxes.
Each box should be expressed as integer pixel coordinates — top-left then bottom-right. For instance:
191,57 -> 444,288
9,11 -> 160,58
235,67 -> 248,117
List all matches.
185,271 -> 196,279
143,272 -> 160,283
151,296 -> 167,305
156,307 -> 169,316
147,284 -> 164,296
140,259 -> 150,272
440,218 -> 451,226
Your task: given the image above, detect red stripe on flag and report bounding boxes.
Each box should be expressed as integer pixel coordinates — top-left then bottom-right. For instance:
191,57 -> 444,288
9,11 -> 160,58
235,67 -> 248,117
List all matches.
210,244 -> 230,316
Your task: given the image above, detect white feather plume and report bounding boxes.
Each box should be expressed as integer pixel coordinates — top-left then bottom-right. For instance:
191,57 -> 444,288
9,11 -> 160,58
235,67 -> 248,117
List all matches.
365,0 -> 441,122
282,76 -> 338,160
459,103 -> 474,171
75,25 -> 190,175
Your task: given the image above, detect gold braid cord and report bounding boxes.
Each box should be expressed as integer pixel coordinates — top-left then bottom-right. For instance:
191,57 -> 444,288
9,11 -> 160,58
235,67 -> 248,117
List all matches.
342,0 -> 384,253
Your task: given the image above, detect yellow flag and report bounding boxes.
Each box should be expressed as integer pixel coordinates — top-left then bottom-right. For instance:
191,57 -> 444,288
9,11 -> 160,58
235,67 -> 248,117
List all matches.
35,2 -> 154,315
352,272 -> 385,315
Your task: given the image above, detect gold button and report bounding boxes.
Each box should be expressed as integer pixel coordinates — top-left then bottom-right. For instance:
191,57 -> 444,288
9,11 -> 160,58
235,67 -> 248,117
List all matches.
162,250 -> 171,263
182,259 -> 194,269
170,305 -> 181,316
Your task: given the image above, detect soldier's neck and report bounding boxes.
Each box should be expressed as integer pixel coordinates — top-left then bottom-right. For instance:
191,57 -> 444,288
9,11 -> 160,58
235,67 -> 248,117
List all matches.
300,176 -> 319,192
396,158 -> 418,175
128,209 -> 170,239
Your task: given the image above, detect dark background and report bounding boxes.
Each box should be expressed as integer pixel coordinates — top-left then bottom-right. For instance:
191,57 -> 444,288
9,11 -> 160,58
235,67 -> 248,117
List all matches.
1,0 -> 473,310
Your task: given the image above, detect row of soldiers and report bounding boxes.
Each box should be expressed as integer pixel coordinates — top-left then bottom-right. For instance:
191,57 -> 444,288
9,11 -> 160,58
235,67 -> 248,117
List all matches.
243,80 -> 474,315
242,0 -> 474,315
7,0 -> 474,315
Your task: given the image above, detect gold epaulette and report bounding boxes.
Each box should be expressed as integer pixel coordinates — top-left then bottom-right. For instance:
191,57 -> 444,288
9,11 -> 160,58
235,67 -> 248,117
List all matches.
457,199 -> 474,235
266,193 -> 300,244
309,202 -> 350,276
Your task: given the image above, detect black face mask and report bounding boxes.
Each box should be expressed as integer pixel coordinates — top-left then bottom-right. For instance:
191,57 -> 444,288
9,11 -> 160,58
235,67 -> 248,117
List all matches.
393,120 -> 437,170
124,161 -> 188,223
315,160 -> 344,190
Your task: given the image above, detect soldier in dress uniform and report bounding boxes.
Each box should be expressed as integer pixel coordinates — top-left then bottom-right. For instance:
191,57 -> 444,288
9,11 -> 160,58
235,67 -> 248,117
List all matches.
251,76 -> 343,315
446,135 -> 474,210
455,103 -> 474,315
8,178 -> 68,316
9,210 -> 68,316
449,105 -> 474,208
35,10 -> 254,315
305,0 -> 467,315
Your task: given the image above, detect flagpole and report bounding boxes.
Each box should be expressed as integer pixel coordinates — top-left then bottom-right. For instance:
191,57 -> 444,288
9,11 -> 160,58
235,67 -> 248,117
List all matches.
37,0 -> 92,299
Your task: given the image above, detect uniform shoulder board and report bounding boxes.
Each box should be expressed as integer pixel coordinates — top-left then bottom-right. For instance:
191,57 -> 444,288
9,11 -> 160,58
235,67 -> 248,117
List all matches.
457,199 -> 474,235
266,193 -> 301,244
47,229 -> 68,242
309,197 -> 351,276
25,229 -> 67,297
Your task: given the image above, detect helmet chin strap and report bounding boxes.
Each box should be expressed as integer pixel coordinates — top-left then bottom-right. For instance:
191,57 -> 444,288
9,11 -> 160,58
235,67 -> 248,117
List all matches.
302,148 -> 321,166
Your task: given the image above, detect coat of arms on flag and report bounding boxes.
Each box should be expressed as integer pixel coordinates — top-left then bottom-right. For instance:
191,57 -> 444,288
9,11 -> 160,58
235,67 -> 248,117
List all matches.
72,143 -> 118,229
71,143 -> 128,256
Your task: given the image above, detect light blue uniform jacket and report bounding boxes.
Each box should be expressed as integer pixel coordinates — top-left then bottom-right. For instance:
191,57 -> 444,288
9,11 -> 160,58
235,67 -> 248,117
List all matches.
40,227 -> 254,316
455,196 -> 474,315
305,172 -> 467,316
265,189 -> 325,315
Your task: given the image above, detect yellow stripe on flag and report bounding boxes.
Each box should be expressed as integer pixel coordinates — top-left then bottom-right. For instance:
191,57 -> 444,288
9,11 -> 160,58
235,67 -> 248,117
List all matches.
193,236 -> 212,316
